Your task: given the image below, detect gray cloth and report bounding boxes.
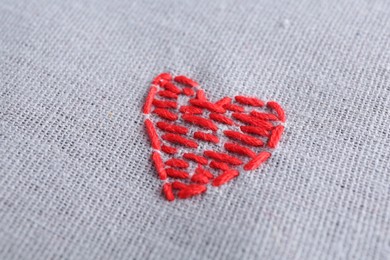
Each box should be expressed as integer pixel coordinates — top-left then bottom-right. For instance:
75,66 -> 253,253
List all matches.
1,0 -> 390,259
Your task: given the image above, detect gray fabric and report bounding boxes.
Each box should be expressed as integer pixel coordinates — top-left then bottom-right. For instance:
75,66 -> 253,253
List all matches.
1,0 -> 390,259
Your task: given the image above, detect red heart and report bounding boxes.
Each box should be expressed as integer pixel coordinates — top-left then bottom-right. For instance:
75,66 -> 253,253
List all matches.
143,73 -> 286,201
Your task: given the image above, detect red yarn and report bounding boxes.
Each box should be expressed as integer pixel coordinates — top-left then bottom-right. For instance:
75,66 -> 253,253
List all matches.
232,113 -> 274,129
190,99 -> 225,113
266,101 -> 286,122
244,152 -> 271,171
223,103 -> 244,112
209,161 -> 230,171
153,108 -> 178,121
151,152 -> 167,180
165,158 -> 189,168
182,88 -> 195,96
240,126 -> 270,137
161,145 -> 177,154
209,113 -> 234,125
152,99 -> 178,109
174,75 -> 199,87
179,106 -> 203,114
203,151 -> 243,165
191,172 -> 210,184
195,165 -> 214,179
196,89 -> 207,100
166,168 -> 190,179
250,110 -> 279,121
235,96 -> 264,107
160,81 -> 181,94
171,181 -> 187,190
162,133 -> 198,148
268,125 -> 284,148
156,121 -> 188,134
183,153 -> 208,165
162,183 -> 175,201
177,184 -> 207,199
215,97 -> 232,106
182,114 -> 218,131
193,131 -> 219,144
212,169 -> 239,187
152,73 -> 172,84
223,130 -> 264,147
144,119 -> 160,149
143,86 -> 157,114
224,142 -> 256,158
157,90 -> 178,99
145,73 -> 287,201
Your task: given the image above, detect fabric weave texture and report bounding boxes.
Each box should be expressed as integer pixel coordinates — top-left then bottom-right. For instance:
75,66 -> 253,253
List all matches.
1,0 -> 390,259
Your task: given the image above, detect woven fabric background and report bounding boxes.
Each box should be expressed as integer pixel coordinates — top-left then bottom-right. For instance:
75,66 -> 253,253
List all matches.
1,0 -> 390,259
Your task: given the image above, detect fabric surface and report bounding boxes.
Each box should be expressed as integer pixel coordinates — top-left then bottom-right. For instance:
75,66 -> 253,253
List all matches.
1,0 -> 390,259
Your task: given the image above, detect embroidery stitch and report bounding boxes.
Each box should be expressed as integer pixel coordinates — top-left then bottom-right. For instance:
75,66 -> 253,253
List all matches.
143,73 -> 286,201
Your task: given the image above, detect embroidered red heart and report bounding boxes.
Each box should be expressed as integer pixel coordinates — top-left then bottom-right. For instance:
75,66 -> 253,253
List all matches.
143,73 -> 286,201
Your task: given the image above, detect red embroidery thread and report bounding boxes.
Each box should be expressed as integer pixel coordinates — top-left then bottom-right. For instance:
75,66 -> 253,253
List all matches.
143,73 -> 286,201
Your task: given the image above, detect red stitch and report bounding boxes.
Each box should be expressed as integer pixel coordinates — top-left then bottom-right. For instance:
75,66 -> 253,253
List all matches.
152,99 -> 177,109
235,96 -> 264,107
191,174 -> 210,184
195,165 -> 214,179
209,113 -> 234,125
165,158 -> 189,168
151,152 -> 167,180
223,130 -> 264,147
190,99 -> 225,113
183,153 -> 208,165
178,184 -> 207,199
182,88 -> 195,96
215,97 -> 232,106
240,126 -> 270,137
171,181 -> 187,190
191,171 -> 210,184
204,151 -> 243,165
157,90 -> 178,99
162,133 -> 198,148
152,73 -> 172,84
232,113 -> 274,129
174,75 -> 199,88
267,101 -> 286,122
268,125 -> 284,148
190,99 -> 226,113
143,86 -> 157,114
223,103 -> 245,112
193,131 -> 219,144
160,81 -> 181,94
153,108 -> 178,121
182,114 -> 218,131
144,119 -> 161,150
156,121 -> 188,135
179,105 -> 203,114
161,145 -> 177,154
166,168 -> 190,179
244,152 -> 271,171
145,73 -> 287,200
250,110 -> 279,121
212,169 -> 239,187
209,161 -> 230,171
162,183 -> 175,201
224,142 -> 256,158
197,89 -> 207,100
